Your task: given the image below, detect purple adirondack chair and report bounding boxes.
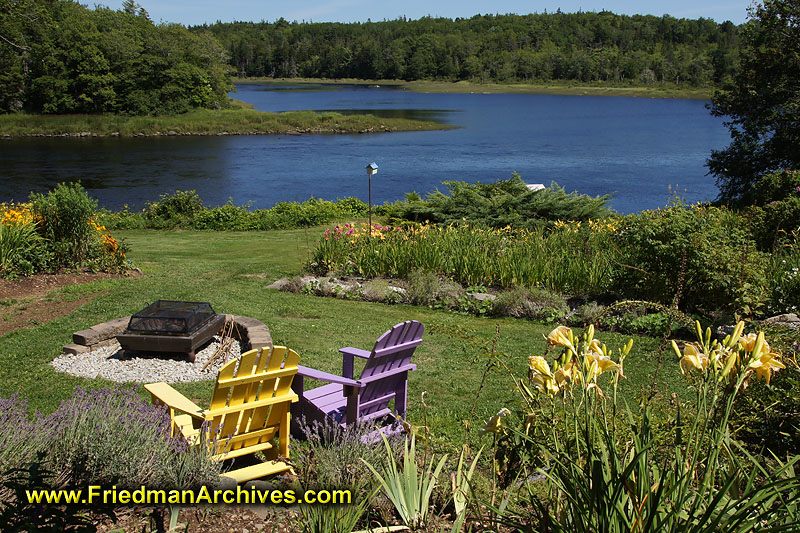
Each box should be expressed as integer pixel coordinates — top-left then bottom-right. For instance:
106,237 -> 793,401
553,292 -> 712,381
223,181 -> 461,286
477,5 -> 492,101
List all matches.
291,320 -> 424,440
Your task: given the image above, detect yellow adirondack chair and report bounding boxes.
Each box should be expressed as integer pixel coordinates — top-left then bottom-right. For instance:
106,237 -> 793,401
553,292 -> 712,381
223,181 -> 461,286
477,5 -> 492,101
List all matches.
144,345 -> 299,484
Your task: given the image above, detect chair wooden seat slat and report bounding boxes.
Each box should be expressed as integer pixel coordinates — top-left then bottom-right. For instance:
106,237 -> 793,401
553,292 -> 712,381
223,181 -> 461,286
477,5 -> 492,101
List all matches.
145,345 -> 299,484
291,320 -> 423,440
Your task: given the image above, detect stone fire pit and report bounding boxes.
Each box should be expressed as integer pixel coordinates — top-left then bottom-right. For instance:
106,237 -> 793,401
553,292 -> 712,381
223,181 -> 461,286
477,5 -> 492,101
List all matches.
56,314 -> 273,383
116,300 -> 225,362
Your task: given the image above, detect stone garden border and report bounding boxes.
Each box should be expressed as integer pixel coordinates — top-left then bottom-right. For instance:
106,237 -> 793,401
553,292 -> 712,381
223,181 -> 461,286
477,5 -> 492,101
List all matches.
63,314 -> 273,355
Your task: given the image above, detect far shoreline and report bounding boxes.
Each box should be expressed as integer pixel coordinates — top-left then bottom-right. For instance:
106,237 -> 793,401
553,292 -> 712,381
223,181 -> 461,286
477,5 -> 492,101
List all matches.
0,103 -> 452,138
234,77 -> 713,100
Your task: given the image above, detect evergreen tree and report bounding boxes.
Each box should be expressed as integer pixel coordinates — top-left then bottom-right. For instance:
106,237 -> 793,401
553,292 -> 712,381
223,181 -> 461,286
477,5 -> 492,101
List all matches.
707,0 -> 800,202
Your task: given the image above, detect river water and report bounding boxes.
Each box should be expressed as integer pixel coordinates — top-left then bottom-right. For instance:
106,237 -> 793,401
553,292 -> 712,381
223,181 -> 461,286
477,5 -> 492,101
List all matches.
0,83 -> 730,213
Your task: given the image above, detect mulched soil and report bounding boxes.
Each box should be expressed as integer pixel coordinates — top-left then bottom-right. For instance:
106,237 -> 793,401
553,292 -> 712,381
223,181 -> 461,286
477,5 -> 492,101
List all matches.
0,271 -> 138,337
92,504 -> 300,532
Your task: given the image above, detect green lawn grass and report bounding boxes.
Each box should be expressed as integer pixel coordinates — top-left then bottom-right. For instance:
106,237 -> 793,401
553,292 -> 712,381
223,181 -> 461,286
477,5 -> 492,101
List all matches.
0,228 -> 685,451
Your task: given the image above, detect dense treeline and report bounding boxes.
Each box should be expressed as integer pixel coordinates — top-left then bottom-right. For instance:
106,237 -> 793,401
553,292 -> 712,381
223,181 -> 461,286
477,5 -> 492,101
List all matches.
0,0 -> 232,114
200,12 -> 739,87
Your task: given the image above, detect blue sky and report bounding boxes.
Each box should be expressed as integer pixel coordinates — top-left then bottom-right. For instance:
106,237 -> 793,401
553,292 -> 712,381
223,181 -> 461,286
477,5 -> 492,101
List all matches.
142,1 -> 753,27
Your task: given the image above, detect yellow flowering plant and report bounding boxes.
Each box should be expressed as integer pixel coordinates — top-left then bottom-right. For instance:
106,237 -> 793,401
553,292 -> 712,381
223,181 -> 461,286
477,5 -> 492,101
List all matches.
522,324 -> 631,402
489,322 -> 800,531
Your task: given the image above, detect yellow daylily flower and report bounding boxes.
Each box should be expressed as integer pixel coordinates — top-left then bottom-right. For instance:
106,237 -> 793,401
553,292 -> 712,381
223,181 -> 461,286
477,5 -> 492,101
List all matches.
479,407 -> 511,435
584,352 -> 621,381
748,351 -> 785,385
679,343 -> 708,375
588,338 -> 604,356
546,325 -> 573,348
739,332 -> 758,352
553,360 -> 576,387
529,356 -> 560,395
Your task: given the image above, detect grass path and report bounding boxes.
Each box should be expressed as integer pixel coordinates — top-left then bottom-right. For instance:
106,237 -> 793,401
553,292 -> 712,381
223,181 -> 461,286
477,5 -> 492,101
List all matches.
0,228 -> 681,450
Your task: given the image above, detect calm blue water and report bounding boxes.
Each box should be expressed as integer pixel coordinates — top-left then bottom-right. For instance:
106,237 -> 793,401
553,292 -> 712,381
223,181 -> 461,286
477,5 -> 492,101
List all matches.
0,83 -> 730,213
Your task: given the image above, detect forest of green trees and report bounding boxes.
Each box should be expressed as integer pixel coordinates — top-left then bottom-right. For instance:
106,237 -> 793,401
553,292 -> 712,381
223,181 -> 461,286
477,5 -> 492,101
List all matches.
199,12 -> 740,87
0,0 -> 232,114
0,3 -> 743,115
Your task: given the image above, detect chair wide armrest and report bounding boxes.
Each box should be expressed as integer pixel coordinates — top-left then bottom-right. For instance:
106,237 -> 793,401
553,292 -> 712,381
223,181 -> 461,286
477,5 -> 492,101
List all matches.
339,347 -> 371,359
144,382 -> 205,420
297,365 -> 360,387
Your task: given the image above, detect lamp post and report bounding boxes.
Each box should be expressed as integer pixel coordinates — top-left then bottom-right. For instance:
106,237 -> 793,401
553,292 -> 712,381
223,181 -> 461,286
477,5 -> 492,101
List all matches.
366,162 -> 378,238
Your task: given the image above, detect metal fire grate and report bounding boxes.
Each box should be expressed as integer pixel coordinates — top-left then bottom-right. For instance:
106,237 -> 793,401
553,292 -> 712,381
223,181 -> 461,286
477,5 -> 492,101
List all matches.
127,300 -> 217,335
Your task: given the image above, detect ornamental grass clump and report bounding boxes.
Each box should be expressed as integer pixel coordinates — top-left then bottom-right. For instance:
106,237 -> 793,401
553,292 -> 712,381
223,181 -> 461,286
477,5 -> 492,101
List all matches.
488,323 -> 800,531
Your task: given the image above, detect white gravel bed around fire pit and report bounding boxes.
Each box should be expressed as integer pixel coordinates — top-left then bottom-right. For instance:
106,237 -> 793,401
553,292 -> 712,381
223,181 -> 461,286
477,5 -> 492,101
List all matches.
51,335 -> 243,383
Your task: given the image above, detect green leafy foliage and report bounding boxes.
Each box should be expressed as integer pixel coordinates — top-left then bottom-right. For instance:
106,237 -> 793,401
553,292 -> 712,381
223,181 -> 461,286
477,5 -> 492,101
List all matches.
362,435 -> 447,530
744,170 -> 800,251
100,191 -> 371,231
729,325 -> 800,456
28,182 -> 102,271
312,222 -> 617,297
0,0 -> 232,115
708,0 -> 800,202
383,174 -> 612,230
0,453 -> 99,533
491,286 -> 569,321
206,12 -> 738,88
612,204 -> 769,317
0,221 -> 47,277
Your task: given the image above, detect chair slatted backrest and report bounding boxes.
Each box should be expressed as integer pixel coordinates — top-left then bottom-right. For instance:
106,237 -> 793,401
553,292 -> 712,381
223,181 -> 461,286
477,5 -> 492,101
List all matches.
207,346 -> 299,456
355,320 -> 423,420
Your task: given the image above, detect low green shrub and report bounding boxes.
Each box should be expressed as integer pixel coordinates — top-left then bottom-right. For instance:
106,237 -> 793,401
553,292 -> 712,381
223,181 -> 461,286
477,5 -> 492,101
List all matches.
1,185 -> 128,277
362,279 -> 406,304
193,202 -> 251,230
491,286 -> 569,322
767,230 -> 800,315
382,174 -> 612,230
408,269 -> 464,307
749,169 -> 800,206
0,217 -> 48,277
612,204 -> 770,318
593,300 -> 694,337
747,198 -> 800,252
99,192 -> 370,231
146,190 -> 204,227
29,182 -> 98,268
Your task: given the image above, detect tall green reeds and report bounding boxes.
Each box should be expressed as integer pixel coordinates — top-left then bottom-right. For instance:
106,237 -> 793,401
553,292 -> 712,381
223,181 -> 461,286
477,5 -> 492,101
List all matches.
311,222 -> 619,296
